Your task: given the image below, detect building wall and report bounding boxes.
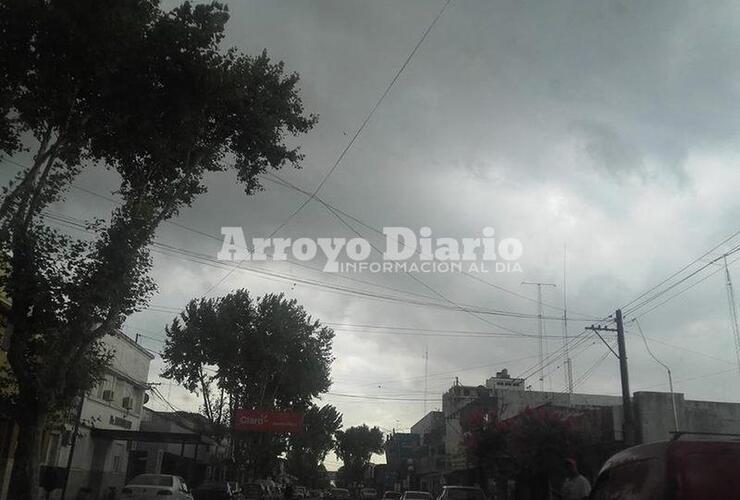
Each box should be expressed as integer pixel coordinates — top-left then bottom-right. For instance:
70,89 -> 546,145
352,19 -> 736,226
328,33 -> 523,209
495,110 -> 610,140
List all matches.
493,390 -> 622,420
410,412 -> 443,443
634,391 -> 740,443
49,330 -> 153,500
442,385 -> 492,468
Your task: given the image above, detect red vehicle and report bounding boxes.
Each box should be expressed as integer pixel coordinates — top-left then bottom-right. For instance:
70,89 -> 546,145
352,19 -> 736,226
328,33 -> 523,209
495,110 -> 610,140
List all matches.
591,434 -> 740,499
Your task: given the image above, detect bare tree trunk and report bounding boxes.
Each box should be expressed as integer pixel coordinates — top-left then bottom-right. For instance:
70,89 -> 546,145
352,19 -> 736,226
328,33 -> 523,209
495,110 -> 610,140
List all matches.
0,127 -> 54,221
9,411 -> 46,500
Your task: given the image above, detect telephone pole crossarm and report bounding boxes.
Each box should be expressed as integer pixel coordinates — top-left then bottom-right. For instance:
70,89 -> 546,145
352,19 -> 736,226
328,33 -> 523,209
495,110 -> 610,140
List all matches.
585,324 -> 620,359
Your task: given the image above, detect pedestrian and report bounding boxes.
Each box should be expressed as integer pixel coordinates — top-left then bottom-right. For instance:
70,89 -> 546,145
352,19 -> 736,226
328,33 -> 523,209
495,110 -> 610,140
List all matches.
560,458 -> 591,500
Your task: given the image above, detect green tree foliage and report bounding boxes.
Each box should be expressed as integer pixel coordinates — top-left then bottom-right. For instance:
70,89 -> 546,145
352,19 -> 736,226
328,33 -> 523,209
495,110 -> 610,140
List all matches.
0,1 -> 315,497
161,291 -> 335,476
335,424 -> 384,485
287,404 -> 343,487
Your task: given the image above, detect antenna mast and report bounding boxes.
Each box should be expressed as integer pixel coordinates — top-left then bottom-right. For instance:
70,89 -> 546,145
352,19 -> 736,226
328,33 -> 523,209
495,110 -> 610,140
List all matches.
723,254 -> 740,373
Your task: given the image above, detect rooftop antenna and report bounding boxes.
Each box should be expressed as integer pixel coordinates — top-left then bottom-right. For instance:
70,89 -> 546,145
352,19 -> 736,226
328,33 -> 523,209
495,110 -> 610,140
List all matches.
522,280 -> 557,391
563,245 -> 573,394
423,344 -> 429,415
723,254 -> 740,373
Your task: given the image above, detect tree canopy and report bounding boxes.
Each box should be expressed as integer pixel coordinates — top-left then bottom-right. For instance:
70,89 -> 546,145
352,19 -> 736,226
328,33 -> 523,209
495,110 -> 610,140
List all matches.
161,290 -> 335,476
0,1 -> 315,497
287,404 -> 343,488
335,424 -> 385,485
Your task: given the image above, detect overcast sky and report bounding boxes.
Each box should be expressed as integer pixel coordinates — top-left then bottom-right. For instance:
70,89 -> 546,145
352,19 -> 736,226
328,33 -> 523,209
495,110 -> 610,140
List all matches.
5,0 -> 740,469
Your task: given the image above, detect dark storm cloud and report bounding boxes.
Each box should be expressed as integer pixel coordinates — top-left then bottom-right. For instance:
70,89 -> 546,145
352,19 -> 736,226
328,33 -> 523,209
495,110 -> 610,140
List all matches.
5,0 -> 740,434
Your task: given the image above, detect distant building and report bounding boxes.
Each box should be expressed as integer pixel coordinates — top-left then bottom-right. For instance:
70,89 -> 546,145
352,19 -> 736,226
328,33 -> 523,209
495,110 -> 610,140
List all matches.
410,412 -> 445,495
43,329 -> 154,499
412,367 -> 740,498
442,383 -> 495,472
485,369 -> 524,391
384,432 -> 420,491
135,408 -> 229,484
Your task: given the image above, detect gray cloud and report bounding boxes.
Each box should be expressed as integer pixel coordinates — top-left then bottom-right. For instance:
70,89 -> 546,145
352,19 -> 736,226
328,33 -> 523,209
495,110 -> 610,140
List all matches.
5,0 -> 740,446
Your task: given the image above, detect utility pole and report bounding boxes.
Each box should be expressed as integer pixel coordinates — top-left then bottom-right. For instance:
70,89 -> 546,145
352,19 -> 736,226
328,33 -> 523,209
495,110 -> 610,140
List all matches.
522,281 -> 557,391
563,246 -> 573,394
634,318 -> 679,432
586,309 -> 634,445
423,344 -> 429,415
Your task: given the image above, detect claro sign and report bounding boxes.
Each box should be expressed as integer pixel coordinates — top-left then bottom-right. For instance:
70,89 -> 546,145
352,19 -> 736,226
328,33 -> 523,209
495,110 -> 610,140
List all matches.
234,409 -> 304,433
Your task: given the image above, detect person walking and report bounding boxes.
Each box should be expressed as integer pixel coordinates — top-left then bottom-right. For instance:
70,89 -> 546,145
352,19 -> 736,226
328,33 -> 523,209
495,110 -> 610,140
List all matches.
560,458 -> 591,500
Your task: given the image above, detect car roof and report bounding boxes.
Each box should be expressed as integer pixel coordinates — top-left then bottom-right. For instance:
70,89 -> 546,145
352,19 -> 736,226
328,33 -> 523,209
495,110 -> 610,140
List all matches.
600,439 -> 740,474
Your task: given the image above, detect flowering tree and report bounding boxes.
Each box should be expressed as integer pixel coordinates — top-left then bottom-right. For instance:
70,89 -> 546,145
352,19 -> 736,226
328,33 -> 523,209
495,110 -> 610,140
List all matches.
463,406 -> 582,499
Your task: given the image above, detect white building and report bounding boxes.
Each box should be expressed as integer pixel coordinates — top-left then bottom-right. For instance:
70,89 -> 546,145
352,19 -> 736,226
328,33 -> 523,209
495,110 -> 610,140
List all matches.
441,372 -> 624,472
41,329 -> 154,499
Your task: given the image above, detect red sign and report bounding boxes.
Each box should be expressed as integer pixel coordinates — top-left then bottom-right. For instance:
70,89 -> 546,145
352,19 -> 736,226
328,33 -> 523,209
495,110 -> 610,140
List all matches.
234,409 -> 304,433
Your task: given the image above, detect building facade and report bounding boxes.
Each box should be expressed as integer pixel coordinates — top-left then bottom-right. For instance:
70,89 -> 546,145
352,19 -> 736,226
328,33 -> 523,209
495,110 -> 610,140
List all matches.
43,330 -> 154,499
135,407 -> 229,485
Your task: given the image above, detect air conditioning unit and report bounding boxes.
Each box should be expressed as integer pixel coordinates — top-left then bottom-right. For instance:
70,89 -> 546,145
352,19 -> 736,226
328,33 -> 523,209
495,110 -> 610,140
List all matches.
102,390 -> 115,402
122,397 -> 133,410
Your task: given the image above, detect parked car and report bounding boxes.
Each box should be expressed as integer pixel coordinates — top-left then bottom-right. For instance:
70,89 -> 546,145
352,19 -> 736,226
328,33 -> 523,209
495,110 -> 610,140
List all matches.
590,437 -> 740,499
436,486 -> 485,500
122,474 -> 193,499
193,481 -> 244,500
328,488 -> 351,500
241,483 -> 266,500
360,488 -> 378,500
382,492 -> 401,500
401,491 -> 432,500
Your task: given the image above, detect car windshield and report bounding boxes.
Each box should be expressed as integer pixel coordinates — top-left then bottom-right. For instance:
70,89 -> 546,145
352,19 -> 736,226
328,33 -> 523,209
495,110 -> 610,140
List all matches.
129,475 -> 173,487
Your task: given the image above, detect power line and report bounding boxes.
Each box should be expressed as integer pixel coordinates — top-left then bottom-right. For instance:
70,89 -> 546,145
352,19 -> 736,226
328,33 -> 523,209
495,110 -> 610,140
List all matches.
266,0 -> 453,236
629,251 -> 740,320
265,172 -> 599,320
623,242 -> 740,317
205,0 -> 453,294
42,210 -> 572,322
621,229 -> 740,311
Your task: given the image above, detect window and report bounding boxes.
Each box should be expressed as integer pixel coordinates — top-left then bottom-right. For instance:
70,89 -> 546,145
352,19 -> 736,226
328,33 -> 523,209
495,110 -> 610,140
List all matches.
111,443 -> 124,473
42,433 -> 60,466
591,458 -> 664,500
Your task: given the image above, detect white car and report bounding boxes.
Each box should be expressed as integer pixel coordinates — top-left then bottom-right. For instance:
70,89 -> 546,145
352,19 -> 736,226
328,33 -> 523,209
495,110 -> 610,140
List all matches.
122,474 -> 194,499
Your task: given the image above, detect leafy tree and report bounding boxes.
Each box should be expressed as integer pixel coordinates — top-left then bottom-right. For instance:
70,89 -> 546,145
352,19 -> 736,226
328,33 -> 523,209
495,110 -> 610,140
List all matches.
161,290 -> 335,477
0,1 -> 315,497
287,404 -> 343,487
334,424 -> 384,485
